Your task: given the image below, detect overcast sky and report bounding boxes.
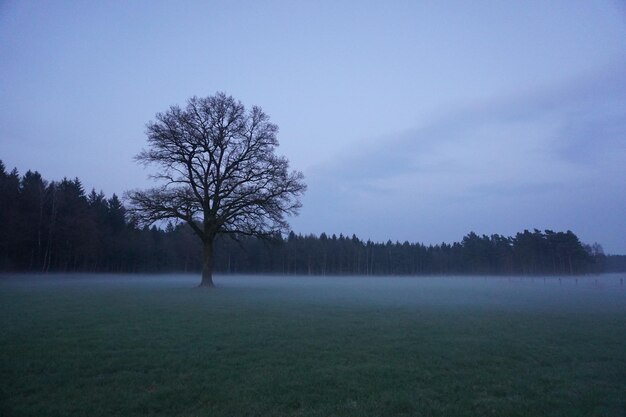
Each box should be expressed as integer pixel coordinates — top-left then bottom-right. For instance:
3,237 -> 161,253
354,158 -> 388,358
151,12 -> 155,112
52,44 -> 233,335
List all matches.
1,1 -> 625,253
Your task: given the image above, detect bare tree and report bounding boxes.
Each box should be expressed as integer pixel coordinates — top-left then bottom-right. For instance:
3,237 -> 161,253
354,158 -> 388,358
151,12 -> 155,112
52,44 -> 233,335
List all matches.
126,93 -> 306,287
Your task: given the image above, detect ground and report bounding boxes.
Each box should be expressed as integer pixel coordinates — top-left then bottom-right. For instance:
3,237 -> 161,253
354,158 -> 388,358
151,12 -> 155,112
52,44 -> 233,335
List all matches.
0,274 -> 624,416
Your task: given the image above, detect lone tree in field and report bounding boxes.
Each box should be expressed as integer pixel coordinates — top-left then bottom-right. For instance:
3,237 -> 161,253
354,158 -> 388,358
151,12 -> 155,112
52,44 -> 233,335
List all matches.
127,93 -> 306,287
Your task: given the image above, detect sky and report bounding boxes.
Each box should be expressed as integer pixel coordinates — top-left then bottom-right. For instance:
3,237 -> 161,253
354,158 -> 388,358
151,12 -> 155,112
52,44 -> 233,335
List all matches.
1,1 -> 625,253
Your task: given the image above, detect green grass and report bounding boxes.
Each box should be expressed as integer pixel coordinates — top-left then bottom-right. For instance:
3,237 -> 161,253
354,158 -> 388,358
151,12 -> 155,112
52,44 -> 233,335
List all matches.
0,274 -> 624,416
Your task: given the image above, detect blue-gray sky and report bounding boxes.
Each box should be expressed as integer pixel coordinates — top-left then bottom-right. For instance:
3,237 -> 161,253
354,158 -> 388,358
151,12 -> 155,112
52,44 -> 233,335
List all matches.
1,1 -> 625,253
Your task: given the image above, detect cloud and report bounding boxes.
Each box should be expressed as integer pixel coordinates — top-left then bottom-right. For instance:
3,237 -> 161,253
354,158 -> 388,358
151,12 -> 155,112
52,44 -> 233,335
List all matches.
292,63 -> 626,252
317,62 -> 625,189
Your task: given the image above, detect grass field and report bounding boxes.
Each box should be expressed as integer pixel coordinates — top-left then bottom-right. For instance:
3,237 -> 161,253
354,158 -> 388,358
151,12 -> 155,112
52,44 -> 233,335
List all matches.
1,274 -> 624,417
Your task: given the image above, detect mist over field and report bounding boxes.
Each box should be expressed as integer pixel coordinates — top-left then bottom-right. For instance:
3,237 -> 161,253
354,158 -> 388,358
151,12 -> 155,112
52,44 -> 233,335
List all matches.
1,273 -> 625,416
217,274 -> 626,308
3,273 -> 624,314
3,273 -> 624,309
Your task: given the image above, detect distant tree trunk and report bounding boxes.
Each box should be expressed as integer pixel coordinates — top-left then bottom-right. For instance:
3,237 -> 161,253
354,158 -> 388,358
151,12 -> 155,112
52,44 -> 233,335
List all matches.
200,239 -> 214,287
568,255 -> 573,275
307,255 -> 312,275
42,187 -> 57,273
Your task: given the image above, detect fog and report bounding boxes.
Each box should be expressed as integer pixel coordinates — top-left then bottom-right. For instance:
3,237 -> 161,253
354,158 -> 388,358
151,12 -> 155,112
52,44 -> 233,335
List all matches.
2,274 -> 624,314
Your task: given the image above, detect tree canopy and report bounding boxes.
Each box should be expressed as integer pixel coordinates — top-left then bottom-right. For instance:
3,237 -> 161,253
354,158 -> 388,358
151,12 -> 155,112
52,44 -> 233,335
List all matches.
126,93 -> 306,286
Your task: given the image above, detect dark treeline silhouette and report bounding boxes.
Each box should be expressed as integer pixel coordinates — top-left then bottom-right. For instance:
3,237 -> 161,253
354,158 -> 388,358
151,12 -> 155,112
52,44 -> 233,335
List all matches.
0,161 -> 618,275
0,162 -> 212,273
213,230 -> 605,276
602,255 -> 626,273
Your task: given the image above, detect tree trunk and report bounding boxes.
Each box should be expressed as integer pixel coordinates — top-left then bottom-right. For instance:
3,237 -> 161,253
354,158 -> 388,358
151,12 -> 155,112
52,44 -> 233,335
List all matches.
199,239 -> 214,287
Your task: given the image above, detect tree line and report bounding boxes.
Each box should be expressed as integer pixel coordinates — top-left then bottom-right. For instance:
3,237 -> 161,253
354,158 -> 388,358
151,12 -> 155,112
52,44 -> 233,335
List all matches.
0,161 -> 617,275
215,230 -> 607,275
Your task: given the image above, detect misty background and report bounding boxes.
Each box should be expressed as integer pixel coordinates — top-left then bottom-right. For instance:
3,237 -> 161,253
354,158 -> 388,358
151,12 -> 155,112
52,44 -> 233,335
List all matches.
1,1 -> 625,253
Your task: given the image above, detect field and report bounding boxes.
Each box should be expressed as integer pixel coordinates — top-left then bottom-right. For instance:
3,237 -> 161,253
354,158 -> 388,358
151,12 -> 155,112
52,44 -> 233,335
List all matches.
1,274 -> 624,417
